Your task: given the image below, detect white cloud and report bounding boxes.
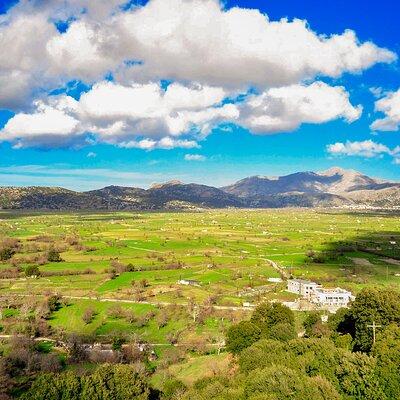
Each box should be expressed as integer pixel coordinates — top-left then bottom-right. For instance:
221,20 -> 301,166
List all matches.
326,140 -> 394,158
0,0 -> 391,150
370,89 -> 400,131
115,0 -> 395,88
184,154 -> 206,161
0,0 -> 395,109
0,81 -> 361,148
0,100 -> 82,148
118,137 -> 201,150
238,81 -> 362,133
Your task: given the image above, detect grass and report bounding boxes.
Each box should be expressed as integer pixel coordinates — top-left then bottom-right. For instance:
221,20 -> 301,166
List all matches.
167,353 -> 232,385
0,209 -> 399,340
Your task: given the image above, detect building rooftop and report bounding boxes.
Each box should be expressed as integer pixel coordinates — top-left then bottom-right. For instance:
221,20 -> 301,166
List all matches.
289,278 -> 317,285
314,287 -> 352,294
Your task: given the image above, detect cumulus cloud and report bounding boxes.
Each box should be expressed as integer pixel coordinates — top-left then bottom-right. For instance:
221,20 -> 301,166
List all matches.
238,82 -> 361,133
184,154 -> 206,161
327,140 -> 399,159
0,0 -> 395,109
0,0 -> 393,149
115,0 -> 395,88
0,80 -> 362,148
0,100 -> 82,148
370,89 -> 400,131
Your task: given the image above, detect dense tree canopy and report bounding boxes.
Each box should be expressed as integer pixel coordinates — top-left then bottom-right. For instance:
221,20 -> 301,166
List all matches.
20,365 -> 151,400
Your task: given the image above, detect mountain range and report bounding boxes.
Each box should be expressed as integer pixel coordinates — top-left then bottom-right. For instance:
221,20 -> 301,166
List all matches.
1,167 -> 399,210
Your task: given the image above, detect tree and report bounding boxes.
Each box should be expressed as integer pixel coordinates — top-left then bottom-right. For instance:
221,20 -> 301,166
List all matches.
65,334 -> 87,363
47,248 -> 63,263
334,288 -> 400,352
0,247 -> 14,261
250,303 -> 295,336
19,374 -> 62,400
334,351 -> 385,399
20,366 -> 152,400
225,321 -> 261,354
25,265 -> 40,277
82,307 -> 95,324
47,295 -> 61,312
162,379 -> 187,399
303,312 -> 331,338
80,364 -> 151,399
268,322 -> 296,341
372,323 -> 400,398
244,366 -> 340,400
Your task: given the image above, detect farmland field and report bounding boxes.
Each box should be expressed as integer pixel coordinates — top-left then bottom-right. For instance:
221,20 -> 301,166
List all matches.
0,208 -> 399,383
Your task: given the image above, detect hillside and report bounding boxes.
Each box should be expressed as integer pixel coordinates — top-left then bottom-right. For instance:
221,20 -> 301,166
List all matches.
0,167 -> 399,210
221,167 -> 400,208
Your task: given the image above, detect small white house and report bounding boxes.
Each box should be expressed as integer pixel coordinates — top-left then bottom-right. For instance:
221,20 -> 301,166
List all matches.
177,279 -> 201,287
287,279 -> 320,298
268,277 -> 283,283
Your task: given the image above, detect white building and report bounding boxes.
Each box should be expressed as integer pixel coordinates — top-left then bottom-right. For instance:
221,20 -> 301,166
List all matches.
311,287 -> 354,308
177,279 -> 200,287
287,279 -> 354,310
287,279 -> 320,299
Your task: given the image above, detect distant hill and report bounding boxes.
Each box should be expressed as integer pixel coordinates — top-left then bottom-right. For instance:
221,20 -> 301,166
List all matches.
221,167 -> 400,208
1,167 -> 399,210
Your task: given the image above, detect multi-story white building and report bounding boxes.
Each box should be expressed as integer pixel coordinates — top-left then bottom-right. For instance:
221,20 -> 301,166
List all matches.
287,279 -> 354,309
311,287 -> 354,308
287,279 -> 320,299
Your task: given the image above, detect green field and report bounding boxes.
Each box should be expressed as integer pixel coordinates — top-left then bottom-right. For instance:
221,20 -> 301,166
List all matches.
0,209 -> 399,343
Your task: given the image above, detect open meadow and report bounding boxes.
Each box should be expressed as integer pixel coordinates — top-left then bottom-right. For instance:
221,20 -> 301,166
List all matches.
0,208 -> 399,391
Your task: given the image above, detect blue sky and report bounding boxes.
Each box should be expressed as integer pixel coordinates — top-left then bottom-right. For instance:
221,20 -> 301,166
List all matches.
0,0 -> 399,190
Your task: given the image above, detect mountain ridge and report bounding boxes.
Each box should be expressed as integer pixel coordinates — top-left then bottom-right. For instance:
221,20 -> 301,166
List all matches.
1,167 -> 399,210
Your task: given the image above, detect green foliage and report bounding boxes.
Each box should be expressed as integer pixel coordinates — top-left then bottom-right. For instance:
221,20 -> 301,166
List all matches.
112,336 -> 125,351
47,248 -> 63,262
225,321 -> 261,354
47,295 -> 61,312
161,378 -> 187,399
268,322 -> 296,341
372,324 -> 400,399
250,303 -> 295,336
238,337 -> 392,398
0,247 -> 14,261
182,376 -> 244,400
334,288 -> 400,352
20,365 -> 151,400
303,312 -> 331,338
244,366 -> 340,400
25,265 -> 40,277
335,351 -> 384,399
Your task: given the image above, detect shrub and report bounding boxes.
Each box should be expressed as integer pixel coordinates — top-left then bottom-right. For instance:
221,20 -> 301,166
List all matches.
47,248 -> 63,263
25,265 -> 40,277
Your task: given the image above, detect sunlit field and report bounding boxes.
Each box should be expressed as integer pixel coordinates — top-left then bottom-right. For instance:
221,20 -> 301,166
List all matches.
0,209 -> 399,340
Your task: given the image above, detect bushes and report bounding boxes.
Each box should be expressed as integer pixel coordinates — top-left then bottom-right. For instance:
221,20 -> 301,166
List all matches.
331,288 -> 400,352
225,321 -> 261,355
226,303 -> 296,354
25,265 -> 40,277
47,248 -> 63,263
20,365 -> 152,400
82,307 -> 96,324
0,247 -> 15,261
250,303 -> 295,335
244,366 -> 340,400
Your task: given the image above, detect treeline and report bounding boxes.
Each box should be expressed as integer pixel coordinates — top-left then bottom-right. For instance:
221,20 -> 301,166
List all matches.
2,288 -> 399,399
185,287 -> 400,399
